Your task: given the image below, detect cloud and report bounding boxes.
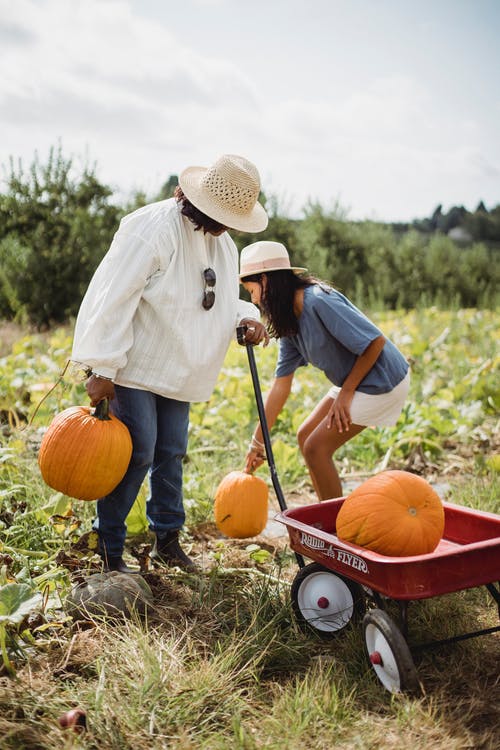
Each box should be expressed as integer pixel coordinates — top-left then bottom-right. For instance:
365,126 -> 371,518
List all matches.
0,19 -> 37,46
1,0 -> 498,220
0,0 -> 257,131
0,0 -> 262,192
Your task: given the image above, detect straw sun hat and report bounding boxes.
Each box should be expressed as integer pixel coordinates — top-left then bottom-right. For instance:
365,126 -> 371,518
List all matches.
239,241 -> 307,279
179,154 -> 268,233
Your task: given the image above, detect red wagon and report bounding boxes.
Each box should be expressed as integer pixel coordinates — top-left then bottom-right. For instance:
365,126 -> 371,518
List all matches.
237,328 -> 500,693
276,499 -> 500,692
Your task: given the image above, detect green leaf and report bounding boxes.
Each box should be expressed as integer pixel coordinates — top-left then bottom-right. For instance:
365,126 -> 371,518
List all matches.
245,544 -> 271,564
249,549 -> 271,564
42,492 -> 73,518
125,487 -> 149,536
0,583 -> 43,625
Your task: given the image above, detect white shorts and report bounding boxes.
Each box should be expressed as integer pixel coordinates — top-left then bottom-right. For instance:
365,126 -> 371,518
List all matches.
327,371 -> 410,428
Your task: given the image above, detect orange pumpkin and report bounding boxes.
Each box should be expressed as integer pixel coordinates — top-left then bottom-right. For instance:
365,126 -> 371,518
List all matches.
336,470 -> 444,557
214,470 -> 269,538
38,399 -> 132,501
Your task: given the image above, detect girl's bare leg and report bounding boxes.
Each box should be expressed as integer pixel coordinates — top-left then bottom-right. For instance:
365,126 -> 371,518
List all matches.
297,395 -> 365,500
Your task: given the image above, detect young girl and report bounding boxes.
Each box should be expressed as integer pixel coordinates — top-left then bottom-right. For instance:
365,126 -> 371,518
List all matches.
241,241 -> 410,500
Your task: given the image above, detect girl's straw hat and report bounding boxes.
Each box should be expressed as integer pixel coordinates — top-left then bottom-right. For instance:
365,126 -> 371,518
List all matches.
239,241 -> 307,278
179,154 -> 268,232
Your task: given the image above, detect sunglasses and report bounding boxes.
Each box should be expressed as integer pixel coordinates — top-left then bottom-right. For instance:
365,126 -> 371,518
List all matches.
202,267 -> 216,310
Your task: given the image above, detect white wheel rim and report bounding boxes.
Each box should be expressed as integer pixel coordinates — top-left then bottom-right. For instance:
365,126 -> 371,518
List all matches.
364,623 -> 402,692
297,572 -> 354,632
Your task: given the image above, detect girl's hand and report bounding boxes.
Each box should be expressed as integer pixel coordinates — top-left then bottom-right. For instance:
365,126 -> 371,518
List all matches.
327,388 -> 354,433
244,447 -> 266,473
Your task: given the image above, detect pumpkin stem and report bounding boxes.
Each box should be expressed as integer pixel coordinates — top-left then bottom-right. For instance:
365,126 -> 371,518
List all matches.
94,398 -> 111,421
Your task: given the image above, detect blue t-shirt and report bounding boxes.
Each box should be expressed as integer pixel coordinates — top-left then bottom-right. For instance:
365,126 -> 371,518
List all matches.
275,285 -> 409,395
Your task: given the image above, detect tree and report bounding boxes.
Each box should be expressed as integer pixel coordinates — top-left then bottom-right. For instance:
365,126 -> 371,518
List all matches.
157,174 -> 179,200
0,146 -> 120,327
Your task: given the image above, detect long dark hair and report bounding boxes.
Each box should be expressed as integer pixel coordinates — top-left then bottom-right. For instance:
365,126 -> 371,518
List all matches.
243,269 -> 322,338
174,186 -> 226,234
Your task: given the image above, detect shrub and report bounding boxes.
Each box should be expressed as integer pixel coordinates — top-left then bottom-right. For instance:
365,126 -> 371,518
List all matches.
0,145 -> 121,327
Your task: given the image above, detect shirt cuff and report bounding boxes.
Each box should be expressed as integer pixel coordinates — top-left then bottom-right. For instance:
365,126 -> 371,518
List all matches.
237,313 -> 260,324
92,367 -> 117,380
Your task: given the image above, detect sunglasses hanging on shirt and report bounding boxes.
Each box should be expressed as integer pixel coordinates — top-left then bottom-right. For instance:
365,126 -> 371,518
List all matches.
202,267 -> 216,310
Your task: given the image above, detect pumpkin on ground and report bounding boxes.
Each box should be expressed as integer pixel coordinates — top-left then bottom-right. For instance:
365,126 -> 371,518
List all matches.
66,571 -> 153,620
38,399 -> 132,501
336,470 -> 444,557
214,470 -> 269,538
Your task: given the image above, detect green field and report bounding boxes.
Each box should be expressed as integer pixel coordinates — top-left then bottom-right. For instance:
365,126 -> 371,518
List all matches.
0,309 -> 499,749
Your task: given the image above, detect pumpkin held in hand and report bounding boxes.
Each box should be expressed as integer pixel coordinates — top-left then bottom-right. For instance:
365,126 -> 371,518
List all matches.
214,470 -> 269,538
336,470 -> 444,557
38,399 -> 132,501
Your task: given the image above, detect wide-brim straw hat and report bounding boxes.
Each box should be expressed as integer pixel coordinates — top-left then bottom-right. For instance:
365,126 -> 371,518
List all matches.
179,154 -> 268,233
239,241 -> 307,278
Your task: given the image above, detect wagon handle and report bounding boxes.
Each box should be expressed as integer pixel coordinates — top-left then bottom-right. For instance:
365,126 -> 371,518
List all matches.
237,325 -> 305,569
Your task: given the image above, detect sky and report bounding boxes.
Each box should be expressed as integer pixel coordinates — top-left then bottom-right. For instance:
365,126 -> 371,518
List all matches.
1,0 -> 499,222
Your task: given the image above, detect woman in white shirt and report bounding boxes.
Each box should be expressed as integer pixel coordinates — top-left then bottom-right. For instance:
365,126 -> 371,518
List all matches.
72,155 -> 269,573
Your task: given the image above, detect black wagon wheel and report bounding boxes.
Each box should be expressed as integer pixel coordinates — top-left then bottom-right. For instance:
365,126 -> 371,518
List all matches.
363,608 -> 421,694
290,562 -> 366,637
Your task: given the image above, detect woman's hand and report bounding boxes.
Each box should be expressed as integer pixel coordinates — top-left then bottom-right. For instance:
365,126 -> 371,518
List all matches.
86,374 -> 115,407
327,388 -> 354,433
239,318 -> 269,347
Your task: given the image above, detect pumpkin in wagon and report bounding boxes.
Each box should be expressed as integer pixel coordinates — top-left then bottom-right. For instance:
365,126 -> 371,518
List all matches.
336,470 -> 444,557
38,399 -> 132,501
214,470 -> 269,538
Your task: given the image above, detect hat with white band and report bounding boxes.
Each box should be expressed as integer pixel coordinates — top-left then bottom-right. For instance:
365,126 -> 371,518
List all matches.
239,241 -> 307,278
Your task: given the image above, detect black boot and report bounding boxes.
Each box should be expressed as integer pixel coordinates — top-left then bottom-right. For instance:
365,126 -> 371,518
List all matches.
101,555 -> 139,574
150,531 -> 197,571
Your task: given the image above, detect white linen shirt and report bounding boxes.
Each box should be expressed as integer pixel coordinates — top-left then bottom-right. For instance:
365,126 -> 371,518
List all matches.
71,198 -> 259,402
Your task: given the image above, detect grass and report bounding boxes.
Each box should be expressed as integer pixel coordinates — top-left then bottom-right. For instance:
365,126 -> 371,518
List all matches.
0,310 -> 499,748
1,521 -> 499,749
1,471 -> 499,749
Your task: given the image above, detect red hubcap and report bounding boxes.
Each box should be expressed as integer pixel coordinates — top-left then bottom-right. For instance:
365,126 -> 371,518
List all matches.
317,596 -> 329,609
370,651 -> 383,665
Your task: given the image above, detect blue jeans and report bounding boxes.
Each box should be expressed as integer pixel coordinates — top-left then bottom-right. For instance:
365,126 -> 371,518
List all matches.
93,385 -> 190,558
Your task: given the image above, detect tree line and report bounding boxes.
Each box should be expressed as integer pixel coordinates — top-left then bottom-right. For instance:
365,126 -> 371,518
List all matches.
0,146 -> 498,328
